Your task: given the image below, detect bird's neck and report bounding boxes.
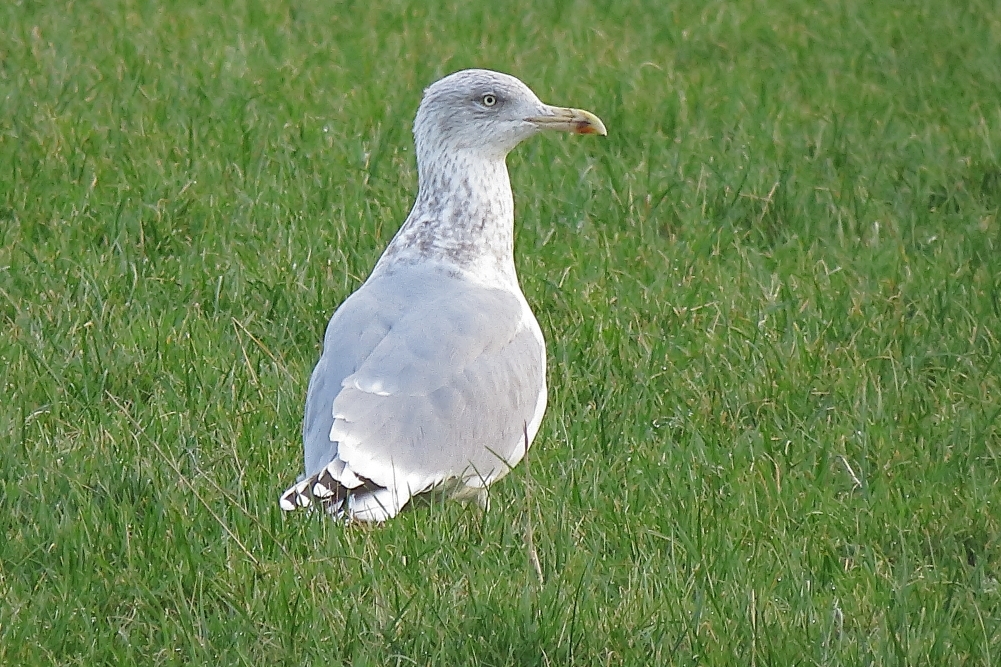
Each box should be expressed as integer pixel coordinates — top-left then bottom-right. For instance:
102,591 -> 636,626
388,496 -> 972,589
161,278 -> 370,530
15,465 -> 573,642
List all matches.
374,149 -> 518,288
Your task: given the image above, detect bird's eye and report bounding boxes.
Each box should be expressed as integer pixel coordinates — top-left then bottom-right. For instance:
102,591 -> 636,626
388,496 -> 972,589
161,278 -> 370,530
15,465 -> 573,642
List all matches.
482,94 -> 497,107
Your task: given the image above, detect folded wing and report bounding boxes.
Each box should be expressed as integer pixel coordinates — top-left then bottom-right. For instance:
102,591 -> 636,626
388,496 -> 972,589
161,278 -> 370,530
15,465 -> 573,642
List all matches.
282,266 -> 546,520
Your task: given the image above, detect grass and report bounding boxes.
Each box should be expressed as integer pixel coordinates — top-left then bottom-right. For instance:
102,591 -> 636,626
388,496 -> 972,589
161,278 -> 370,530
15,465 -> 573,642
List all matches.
2,0 -> 1000,664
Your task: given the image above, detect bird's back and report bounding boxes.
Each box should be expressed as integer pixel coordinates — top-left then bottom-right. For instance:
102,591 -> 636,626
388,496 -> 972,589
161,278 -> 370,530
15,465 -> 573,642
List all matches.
297,263 -> 546,518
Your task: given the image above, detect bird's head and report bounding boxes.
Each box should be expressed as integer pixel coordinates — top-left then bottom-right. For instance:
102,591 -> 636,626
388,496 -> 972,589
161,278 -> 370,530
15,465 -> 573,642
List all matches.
413,69 -> 606,162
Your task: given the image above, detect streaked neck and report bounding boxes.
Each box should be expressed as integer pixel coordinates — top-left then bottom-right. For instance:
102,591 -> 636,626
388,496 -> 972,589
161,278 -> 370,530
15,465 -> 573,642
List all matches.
374,149 -> 518,288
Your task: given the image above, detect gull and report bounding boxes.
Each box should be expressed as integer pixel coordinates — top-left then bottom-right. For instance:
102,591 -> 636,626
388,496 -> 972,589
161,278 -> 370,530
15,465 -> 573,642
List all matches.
279,69 -> 606,521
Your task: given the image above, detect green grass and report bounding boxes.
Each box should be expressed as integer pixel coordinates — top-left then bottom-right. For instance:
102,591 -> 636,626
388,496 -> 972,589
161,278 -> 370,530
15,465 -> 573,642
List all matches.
2,0 -> 1000,664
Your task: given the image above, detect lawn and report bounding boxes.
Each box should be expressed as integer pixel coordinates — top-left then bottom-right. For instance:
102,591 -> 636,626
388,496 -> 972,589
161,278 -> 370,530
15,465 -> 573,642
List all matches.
2,0 -> 1000,664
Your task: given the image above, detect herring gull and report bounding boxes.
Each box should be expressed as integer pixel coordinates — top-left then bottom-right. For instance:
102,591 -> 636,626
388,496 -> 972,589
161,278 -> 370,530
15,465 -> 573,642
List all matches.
279,69 -> 606,521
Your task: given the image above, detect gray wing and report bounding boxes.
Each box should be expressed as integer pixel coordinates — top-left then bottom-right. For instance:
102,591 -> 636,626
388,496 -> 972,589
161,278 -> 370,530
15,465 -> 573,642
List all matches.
297,266 -> 545,514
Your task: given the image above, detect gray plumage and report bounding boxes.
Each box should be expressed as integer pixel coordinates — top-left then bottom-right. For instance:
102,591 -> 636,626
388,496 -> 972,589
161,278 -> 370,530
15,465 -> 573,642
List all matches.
279,69 -> 606,521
